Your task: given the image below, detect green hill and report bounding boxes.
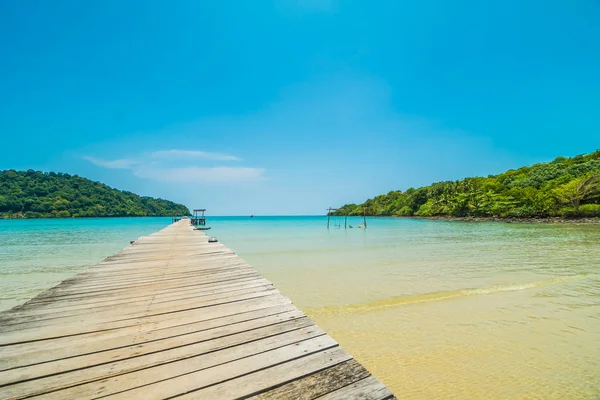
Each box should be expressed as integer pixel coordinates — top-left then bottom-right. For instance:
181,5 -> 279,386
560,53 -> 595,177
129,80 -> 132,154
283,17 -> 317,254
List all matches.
336,150 -> 600,219
0,170 -> 190,218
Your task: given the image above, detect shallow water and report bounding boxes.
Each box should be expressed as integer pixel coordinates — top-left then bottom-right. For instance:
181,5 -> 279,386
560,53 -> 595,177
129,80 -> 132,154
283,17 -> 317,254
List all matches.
0,217 -> 171,310
1,216 -> 599,399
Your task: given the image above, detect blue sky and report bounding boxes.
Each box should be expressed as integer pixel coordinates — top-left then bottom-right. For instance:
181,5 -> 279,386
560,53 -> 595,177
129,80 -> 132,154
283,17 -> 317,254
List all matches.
1,1 -> 599,215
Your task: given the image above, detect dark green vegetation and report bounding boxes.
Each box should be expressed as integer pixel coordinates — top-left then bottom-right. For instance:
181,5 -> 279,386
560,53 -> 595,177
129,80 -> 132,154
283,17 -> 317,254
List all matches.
0,170 -> 190,218
336,150 -> 600,219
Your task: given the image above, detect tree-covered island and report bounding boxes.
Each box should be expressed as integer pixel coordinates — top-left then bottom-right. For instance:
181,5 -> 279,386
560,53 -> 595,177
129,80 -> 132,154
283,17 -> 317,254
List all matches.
335,150 -> 600,219
0,170 -> 190,218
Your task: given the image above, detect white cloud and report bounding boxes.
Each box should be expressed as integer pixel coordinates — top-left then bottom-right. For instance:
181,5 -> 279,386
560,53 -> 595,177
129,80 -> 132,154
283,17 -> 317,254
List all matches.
133,166 -> 265,183
151,149 -> 241,161
82,150 -> 262,183
81,156 -> 140,169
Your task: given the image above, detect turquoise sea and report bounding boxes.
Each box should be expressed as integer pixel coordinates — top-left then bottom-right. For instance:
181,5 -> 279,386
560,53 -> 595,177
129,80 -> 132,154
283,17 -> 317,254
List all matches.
1,216 -> 599,399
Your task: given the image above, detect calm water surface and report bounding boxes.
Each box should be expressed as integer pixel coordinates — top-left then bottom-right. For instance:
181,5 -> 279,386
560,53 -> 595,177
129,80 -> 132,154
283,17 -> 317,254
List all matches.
0,218 -> 171,310
1,216 -> 599,399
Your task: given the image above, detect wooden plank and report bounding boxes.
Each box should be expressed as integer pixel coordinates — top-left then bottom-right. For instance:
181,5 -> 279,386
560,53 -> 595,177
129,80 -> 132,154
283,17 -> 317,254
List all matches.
249,359 -> 372,400
317,376 -> 396,400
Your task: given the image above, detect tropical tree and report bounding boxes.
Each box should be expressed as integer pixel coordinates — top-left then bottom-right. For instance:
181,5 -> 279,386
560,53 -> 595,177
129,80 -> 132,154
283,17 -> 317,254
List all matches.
553,173 -> 600,211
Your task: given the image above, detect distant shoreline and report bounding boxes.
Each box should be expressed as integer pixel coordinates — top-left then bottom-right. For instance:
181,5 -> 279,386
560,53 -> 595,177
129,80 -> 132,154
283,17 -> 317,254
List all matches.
3,214 -> 600,224
390,215 -> 600,224
0,215 -> 178,220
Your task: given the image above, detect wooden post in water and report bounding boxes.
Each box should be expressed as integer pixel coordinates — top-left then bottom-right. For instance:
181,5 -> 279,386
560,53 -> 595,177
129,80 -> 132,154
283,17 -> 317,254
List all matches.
326,208 -> 338,229
363,205 -> 367,229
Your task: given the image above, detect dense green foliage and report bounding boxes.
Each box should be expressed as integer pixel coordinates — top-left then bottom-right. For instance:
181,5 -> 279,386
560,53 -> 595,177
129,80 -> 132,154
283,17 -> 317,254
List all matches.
336,150 -> 600,219
0,170 -> 190,218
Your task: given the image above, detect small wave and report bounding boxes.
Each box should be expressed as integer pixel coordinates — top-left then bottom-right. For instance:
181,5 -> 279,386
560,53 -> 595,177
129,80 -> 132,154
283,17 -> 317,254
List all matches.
307,275 -> 585,316
467,276 -> 581,295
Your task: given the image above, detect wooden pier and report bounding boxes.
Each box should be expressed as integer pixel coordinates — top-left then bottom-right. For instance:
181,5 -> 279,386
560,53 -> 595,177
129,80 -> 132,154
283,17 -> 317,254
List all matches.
0,220 -> 395,399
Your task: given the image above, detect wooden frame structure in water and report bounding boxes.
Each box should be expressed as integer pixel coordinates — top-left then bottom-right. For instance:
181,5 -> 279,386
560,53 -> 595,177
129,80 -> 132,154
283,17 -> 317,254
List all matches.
191,209 -> 211,230
327,207 -> 367,229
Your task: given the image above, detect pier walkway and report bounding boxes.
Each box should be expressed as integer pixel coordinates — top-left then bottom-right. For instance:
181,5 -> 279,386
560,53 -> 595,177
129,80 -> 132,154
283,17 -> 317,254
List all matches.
0,220 -> 395,399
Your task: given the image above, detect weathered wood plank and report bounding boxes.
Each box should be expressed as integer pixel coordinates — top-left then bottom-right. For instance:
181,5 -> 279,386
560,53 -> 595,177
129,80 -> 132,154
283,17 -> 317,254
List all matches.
249,359 -> 372,400
318,376 -> 395,400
